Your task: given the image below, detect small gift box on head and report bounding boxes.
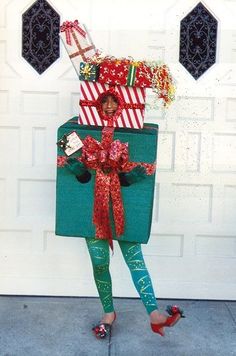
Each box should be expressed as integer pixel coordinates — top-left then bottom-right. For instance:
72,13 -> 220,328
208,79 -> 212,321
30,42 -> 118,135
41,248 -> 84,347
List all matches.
78,81 -> 146,129
60,20 -> 96,77
79,62 -> 99,82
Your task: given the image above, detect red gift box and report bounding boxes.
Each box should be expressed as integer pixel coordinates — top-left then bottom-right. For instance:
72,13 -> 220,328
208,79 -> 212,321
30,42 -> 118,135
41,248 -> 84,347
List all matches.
98,59 -> 152,88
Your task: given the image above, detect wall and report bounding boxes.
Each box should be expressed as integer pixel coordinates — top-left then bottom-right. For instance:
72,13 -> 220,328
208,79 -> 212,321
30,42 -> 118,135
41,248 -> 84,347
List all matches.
0,0 -> 235,299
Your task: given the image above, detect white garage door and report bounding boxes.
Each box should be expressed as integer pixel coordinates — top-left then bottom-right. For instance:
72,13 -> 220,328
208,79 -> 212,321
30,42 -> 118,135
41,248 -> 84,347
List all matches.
0,0 -> 235,300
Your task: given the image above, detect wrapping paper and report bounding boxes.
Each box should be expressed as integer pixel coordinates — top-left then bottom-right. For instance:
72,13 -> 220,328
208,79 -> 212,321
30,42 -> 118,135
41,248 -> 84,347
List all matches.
56,118 -> 158,244
79,62 -> 99,81
78,81 -> 146,129
98,59 -> 152,87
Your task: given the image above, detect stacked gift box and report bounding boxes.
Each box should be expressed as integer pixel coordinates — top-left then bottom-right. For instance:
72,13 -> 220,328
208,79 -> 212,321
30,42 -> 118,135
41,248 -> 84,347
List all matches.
56,19 -> 175,247
56,118 -> 158,246
77,56 -> 175,128
60,20 -> 96,77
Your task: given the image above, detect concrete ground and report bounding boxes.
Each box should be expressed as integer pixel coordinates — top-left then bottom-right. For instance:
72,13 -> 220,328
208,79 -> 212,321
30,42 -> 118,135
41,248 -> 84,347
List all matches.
0,296 -> 235,356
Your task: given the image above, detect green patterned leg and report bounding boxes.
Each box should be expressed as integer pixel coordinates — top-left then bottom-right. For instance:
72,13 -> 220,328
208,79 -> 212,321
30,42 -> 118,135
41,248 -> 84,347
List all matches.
86,238 -> 114,313
118,241 -> 158,314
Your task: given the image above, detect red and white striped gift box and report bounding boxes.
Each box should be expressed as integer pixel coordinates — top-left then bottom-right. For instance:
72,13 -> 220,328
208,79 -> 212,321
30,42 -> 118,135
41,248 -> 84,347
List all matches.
78,81 -> 146,129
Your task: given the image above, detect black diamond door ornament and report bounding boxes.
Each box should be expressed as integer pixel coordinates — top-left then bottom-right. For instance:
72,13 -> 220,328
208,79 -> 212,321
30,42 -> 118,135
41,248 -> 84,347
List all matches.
22,0 -> 60,74
179,2 -> 218,80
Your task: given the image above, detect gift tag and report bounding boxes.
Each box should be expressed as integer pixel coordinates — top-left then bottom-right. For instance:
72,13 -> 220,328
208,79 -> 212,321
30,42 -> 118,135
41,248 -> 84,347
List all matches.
57,131 -> 83,156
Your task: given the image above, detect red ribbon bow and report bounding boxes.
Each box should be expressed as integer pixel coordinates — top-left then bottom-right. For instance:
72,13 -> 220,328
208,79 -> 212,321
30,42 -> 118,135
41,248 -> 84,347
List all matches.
80,128 -> 128,249
60,20 -> 86,45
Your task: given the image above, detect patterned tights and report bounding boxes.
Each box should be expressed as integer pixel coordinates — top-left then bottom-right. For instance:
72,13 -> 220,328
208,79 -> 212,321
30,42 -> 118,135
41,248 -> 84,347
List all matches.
86,238 -> 158,314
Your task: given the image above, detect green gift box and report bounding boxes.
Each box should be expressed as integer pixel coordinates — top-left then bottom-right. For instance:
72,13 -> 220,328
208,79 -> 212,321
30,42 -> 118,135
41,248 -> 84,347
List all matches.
79,62 -> 99,81
55,118 -> 158,244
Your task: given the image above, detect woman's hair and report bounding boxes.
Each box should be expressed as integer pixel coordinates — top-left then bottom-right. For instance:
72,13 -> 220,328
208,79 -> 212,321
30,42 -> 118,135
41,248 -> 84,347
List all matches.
101,93 -> 118,104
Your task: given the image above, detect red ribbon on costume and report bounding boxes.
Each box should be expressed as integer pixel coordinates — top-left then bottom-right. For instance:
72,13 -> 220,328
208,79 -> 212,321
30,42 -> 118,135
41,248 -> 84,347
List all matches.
80,99 -> 145,110
60,20 -> 86,45
80,128 -> 128,249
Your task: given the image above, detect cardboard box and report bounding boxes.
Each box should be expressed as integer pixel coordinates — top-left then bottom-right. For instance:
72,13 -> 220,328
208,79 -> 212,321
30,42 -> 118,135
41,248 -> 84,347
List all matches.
78,81 -> 146,129
56,118 -> 158,244
98,59 -> 152,87
79,62 -> 99,81
60,20 -> 96,77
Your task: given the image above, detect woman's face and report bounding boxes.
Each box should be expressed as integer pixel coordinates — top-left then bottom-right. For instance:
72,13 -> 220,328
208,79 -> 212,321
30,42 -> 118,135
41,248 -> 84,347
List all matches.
101,94 -> 118,117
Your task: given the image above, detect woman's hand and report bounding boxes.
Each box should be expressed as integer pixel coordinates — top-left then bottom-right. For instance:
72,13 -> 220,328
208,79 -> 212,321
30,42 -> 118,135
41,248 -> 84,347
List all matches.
119,165 -> 146,186
67,158 -> 91,183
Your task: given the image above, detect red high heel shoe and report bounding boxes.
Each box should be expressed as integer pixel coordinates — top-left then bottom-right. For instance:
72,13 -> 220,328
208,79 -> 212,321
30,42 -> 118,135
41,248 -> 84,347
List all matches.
151,323 -> 165,336
151,305 -> 185,337
92,312 -> 116,339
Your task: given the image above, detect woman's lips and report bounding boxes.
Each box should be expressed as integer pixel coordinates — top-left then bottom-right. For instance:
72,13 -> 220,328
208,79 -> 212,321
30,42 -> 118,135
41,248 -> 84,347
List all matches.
105,110 -> 115,116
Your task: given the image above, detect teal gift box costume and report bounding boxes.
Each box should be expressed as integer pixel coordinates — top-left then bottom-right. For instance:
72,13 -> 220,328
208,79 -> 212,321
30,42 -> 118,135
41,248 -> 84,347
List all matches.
56,118 -> 158,245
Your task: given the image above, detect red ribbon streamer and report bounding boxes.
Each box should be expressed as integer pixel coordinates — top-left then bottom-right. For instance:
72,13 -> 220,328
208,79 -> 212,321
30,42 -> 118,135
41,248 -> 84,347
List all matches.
60,20 -> 86,45
80,99 -> 145,110
80,127 -> 128,249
